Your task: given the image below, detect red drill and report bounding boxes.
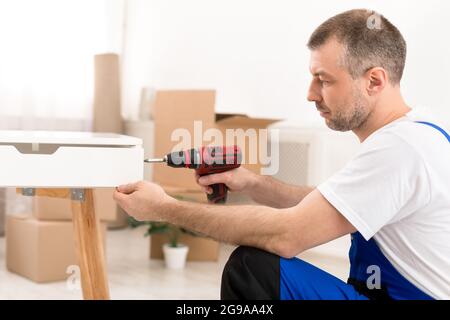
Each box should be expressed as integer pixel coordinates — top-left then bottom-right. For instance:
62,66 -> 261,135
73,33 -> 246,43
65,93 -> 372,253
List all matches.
144,145 -> 242,203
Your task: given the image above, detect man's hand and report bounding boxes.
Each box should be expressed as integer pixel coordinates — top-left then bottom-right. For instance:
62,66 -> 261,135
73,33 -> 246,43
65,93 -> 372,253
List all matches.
195,166 -> 314,208
113,181 -> 175,221
195,166 -> 258,194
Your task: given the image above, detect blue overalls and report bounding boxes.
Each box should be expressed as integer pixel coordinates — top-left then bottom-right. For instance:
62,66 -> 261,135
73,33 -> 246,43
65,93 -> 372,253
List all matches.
280,121 -> 449,300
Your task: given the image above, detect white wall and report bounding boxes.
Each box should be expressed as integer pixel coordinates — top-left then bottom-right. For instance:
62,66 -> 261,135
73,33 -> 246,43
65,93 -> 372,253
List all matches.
0,0 -> 125,130
121,0 -> 450,128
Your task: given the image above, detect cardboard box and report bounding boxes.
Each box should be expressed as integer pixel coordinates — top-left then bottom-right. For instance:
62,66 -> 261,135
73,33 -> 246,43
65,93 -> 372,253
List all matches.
32,188 -> 117,221
93,53 -> 123,134
107,206 -> 130,229
214,113 -> 280,176
6,214 -> 107,283
152,90 -> 279,190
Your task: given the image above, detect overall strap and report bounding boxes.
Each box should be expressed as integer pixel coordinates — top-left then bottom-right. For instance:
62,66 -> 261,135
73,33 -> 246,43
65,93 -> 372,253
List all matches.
415,121 -> 450,142
348,232 -> 434,300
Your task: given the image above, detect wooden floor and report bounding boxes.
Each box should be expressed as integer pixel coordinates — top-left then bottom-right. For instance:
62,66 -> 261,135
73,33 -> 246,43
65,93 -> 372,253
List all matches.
0,226 -> 349,300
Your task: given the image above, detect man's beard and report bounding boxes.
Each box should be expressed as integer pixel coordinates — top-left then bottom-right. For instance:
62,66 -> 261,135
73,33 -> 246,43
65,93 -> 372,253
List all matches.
323,89 -> 371,132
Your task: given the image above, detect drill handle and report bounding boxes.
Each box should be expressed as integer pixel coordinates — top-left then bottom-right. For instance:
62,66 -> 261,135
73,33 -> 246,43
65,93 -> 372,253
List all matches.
207,183 -> 228,204
197,170 -> 229,204
195,145 -> 242,204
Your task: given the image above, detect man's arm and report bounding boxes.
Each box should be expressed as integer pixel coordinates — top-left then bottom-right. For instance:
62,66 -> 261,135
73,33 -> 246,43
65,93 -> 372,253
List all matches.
196,167 -> 315,208
113,181 -> 356,258
246,174 -> 315,208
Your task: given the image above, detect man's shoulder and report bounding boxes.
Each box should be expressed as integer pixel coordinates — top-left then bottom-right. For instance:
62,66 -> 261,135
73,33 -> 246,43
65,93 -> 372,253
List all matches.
363,120 -> 417,149
368,109 -> 446,146
361,113 -> 449,169
382,115 -> 449,149
358,122 -> 424,166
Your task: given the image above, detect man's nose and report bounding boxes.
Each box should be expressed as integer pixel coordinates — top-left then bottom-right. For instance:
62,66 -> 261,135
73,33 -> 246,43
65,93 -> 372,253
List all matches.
307,81 -> 322,103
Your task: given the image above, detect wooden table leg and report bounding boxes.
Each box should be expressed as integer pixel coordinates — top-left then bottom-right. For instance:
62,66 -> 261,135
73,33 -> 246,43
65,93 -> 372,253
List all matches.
71,188 -> 110,300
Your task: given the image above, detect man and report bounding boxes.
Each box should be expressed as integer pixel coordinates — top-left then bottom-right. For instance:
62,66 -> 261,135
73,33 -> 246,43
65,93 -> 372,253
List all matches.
114,9 -> 450,300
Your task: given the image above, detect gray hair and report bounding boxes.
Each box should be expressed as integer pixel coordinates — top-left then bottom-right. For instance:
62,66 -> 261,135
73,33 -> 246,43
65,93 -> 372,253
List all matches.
307,9 -> 407,85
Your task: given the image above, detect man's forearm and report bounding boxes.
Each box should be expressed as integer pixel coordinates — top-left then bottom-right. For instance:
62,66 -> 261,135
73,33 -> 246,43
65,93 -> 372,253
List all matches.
162,199 -> 293,257
245,174 -> 314,208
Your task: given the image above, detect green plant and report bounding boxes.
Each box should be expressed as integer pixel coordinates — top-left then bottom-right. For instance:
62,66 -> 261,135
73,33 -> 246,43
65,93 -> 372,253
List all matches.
128,217 -> 197,248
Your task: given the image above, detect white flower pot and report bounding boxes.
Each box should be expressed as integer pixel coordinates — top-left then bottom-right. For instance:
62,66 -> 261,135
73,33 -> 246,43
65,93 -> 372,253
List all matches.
162,243 -> 189,269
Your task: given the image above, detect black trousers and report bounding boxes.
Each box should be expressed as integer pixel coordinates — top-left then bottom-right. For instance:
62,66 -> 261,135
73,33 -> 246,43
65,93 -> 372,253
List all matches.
221,246 -> 280,300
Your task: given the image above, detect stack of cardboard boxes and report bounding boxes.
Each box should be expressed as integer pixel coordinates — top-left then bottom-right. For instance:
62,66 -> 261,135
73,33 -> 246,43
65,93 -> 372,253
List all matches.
150,90 -> 278,261
6,189 -> 114,282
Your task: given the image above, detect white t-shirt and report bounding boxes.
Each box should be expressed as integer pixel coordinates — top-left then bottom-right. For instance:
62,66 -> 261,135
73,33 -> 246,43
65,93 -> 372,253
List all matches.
317,109 -> 450,299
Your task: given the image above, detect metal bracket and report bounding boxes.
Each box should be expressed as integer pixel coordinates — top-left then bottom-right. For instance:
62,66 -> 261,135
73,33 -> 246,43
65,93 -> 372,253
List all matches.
71,188 -> 85,201
22,188 -> 35,197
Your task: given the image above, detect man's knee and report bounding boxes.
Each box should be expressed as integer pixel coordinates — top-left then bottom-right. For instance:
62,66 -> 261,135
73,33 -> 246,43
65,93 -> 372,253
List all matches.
224,246 -> 269,273
221,246 -> 279,300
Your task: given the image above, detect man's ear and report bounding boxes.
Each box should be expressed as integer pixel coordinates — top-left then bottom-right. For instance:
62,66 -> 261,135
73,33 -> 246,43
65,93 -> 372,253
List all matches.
365,67 -> 387,96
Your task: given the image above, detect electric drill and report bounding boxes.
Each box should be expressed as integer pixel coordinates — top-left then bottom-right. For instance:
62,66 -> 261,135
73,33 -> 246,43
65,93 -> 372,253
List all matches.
144,145 -> 242,203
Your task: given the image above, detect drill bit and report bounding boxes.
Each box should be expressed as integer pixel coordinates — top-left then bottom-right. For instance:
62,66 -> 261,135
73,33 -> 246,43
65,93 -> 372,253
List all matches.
144,157 -> 167,163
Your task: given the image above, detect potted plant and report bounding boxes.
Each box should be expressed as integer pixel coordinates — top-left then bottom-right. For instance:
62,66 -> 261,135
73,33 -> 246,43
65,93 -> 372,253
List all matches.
128,217 -> 194,269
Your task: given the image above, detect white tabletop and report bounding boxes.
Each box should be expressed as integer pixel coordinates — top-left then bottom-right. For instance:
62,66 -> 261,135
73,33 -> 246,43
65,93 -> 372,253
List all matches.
0,130 -> 144,187
0,130 -> 142,146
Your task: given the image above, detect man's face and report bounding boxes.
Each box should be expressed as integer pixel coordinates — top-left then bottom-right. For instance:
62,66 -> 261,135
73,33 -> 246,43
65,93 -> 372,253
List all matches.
307,38 -> 371,131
